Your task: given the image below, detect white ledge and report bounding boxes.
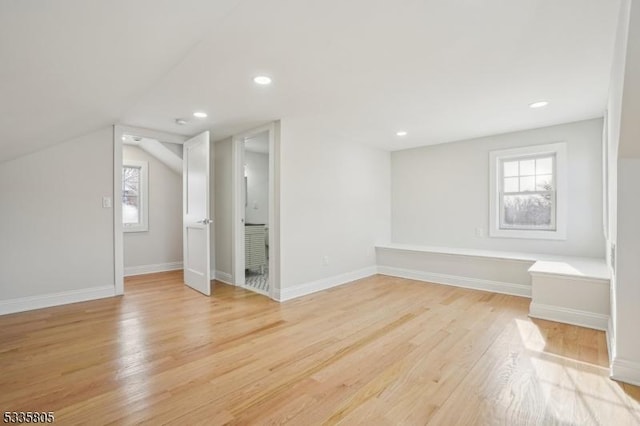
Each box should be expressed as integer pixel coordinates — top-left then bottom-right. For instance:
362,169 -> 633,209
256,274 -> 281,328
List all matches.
377,243 -> 539,262
376,243 -> 609,280
528,260 -> 610,281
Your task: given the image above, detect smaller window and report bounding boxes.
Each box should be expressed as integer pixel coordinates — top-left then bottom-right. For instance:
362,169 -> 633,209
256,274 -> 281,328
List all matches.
122,160 -> 148,232
489,143 -> 567,240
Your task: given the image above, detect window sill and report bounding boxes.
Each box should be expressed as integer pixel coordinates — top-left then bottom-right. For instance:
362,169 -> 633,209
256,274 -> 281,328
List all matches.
124,227 -> 148,233
489,228 -> 566,240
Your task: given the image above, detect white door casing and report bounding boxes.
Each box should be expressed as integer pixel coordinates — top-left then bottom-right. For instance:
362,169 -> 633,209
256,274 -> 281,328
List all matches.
233,137 -> 246,288
183,131 -> 211,295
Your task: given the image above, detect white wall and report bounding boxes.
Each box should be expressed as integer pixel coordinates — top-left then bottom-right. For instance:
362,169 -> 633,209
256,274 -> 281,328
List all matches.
122,145 -> 182,271
245,151 -> 269,225
391,119 -> 605,258
607,0 -> 640,384
0,127 -> 114,300
615,160 -> 640,367
279,117 -> 391,288
605,0 -> 630,369
214,137 -> 233,277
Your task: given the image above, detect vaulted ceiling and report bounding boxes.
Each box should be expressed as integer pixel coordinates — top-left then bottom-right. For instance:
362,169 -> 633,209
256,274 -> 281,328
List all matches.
0,0 -> 621,163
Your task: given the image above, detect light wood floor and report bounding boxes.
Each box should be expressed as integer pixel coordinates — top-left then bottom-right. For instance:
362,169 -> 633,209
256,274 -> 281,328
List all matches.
1,272 -> 639,425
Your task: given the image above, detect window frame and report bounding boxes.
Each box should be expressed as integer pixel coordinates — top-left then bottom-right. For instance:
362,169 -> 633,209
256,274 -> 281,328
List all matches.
122,160 -> 149,233
489,142 -> 567,240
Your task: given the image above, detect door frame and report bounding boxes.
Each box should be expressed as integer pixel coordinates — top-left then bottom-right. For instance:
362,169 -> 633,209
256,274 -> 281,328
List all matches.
113,124 -> 187,295
232,121 -> 280,300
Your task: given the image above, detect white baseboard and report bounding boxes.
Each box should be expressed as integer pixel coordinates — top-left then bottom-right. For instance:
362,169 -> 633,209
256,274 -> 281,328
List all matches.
276,266 -> 378,302
213,270 -> 234,285
124,261 -> 183,277
377,265 -> 531,298
0,286 -> 116,316
529,302 -> 609,331
611,357 -> 640,386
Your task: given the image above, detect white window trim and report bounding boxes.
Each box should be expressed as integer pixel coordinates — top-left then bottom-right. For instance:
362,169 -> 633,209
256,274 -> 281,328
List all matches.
489,142 -> 567,240
123,160 -> 149,233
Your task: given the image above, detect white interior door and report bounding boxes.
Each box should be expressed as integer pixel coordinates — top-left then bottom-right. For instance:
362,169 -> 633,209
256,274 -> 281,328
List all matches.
183,131 -> 211,295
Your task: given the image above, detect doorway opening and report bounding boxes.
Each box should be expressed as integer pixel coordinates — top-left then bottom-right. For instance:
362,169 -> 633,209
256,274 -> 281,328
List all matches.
243,131 -> 270,293
232,123 -> 279,299
116,128 -> 184,293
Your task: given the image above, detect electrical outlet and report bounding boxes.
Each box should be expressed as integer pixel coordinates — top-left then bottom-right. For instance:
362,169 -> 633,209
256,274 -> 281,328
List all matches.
322,256 -> 329,266
102,196 -> 112,208
475,227 -> 484,237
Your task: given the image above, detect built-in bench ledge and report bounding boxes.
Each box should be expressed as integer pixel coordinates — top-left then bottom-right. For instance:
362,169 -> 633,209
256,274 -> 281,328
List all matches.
528,258 -> 610,331
375,243 -> 610,331
376,243 -> 540,298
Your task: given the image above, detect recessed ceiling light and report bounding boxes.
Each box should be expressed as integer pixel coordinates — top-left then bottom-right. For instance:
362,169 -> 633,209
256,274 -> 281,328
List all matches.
529,101 -> 549,109
396,131 -> 408,136
175,118 -> 187,125
193,111 -> 207,118
254,76 -> 272,85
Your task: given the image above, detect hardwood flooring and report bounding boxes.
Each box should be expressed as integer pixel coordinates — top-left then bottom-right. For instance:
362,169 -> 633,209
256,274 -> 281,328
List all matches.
1,271 -> 639,425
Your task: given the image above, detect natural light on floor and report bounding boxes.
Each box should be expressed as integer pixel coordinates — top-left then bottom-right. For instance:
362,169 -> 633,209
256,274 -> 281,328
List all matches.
515,318 -> 640,424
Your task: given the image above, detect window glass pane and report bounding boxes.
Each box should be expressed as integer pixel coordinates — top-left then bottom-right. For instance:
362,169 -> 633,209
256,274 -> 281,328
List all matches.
520,176 -> 535,192
519,159 -> 535,176
123,167 -> 140,195
123,196 -> 140,224
503,161 -> 519,177
502,194 -> 553,229
536,174 -> 553,191
536,157 -> 553,175
504,177 -> 519,192
122,166 -> 141,225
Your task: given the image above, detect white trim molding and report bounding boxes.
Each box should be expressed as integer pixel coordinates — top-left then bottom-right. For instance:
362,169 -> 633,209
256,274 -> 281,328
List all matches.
611,357 -> 640,386
529,302 -> 609,331
0,286 -> 116,316
114,125 -> 124,295
377,266 -> 531,298
276,266 -> 378,302
607,317 -> 615,364
124,261 -> 183,277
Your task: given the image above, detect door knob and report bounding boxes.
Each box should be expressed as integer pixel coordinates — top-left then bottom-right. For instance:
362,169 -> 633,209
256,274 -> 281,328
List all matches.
197,218 -> 212,225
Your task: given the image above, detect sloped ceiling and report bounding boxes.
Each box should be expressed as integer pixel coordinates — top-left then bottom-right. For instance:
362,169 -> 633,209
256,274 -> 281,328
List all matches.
0,0 -> 621,163
0,0 -> 240,163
